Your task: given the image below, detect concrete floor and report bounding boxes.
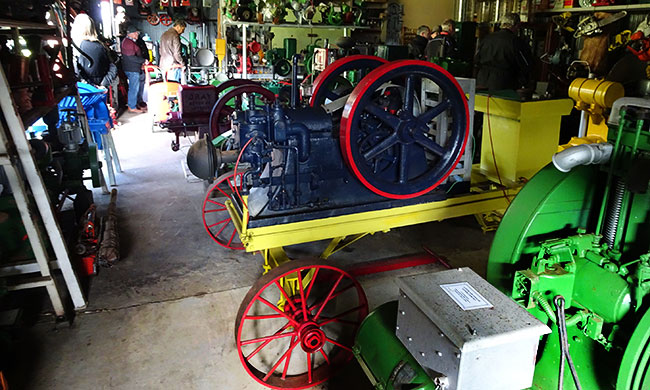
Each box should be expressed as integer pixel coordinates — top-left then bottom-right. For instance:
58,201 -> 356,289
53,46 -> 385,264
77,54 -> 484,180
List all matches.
11,111 -> 495,389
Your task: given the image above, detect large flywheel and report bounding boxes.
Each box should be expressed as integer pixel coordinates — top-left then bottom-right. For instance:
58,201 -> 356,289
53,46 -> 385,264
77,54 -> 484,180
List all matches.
309,55 -> 388,108
209,83 -> 275,139
340,60 -> 469,199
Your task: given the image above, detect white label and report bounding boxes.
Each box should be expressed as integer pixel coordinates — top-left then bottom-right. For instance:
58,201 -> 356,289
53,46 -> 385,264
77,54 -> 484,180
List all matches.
440,282 -> 493,311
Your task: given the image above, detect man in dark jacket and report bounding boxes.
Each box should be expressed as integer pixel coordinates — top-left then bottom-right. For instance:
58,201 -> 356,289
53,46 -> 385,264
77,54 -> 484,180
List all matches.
408,25 -> 430,59
474,13 -> 533,92
121,25 -> 147,113
425,19 -> 457,61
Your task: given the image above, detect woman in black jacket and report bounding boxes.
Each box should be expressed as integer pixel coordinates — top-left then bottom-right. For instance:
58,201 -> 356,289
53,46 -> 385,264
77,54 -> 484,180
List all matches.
70,14 -> 117,88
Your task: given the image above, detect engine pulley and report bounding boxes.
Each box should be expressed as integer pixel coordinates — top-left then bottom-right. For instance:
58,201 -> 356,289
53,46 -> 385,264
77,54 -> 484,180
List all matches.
340,60 -> 469,199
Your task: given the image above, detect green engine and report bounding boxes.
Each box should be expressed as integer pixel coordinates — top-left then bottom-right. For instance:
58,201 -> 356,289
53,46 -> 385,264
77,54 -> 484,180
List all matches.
354,99 -> 650,390
488,98 -> 650,390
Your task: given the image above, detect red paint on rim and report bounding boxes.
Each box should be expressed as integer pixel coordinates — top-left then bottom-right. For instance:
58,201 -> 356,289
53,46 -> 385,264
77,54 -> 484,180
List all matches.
309,55 -> 388,107
235,260 -> 368,389
339,60 -> 470,199
201,171 -> 245,250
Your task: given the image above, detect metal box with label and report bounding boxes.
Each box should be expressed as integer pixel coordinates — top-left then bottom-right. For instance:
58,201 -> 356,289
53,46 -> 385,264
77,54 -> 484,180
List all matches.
396,267 -> 550,390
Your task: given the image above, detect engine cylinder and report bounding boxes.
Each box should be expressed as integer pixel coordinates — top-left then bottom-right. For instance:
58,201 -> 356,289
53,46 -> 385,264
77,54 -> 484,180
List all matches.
573,258 -> 631,323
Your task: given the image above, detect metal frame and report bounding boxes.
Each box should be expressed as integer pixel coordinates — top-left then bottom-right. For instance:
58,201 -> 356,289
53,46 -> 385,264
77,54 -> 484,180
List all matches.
421,77 -> 475,183
0,66 -> 86,315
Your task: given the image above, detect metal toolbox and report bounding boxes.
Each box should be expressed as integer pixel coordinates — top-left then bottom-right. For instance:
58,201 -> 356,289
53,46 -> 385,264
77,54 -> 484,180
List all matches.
396,267 -> 550,390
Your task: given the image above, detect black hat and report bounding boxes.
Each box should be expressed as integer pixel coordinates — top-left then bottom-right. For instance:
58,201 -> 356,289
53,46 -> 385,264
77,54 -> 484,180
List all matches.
126,25 -> 138,34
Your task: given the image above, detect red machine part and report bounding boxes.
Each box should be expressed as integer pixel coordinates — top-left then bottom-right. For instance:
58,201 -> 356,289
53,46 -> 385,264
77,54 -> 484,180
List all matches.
235,258 -> 369,389
339,60 -> 470,199
309,55 -> 388,108
160,0 -> 169,5
202,171 -> 246,250
236,54 -> 254,74
159,13 -> 172,26
208,84 -> 275,139
627,31 -> 650,61
147,14 -> 160,25
76,205 -> 98,276
248,40 -> 262,53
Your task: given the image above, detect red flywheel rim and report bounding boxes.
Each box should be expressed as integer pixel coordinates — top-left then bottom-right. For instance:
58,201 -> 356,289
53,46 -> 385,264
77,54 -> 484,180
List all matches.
339,59 -> 470,200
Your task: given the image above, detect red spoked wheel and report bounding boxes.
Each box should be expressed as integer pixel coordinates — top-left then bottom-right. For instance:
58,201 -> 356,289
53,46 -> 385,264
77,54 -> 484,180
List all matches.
147,14 -> 160,25
235,258 -> 368,389
209,84 -> 276,139
340,60 -> 469,200
160,14 -> 172,26
202,170 -> 245,250
309,55 -> 388,108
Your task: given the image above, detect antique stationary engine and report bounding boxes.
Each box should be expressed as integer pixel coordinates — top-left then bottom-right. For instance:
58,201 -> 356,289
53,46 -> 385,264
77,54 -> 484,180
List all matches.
187,58 -> 470,248
353,98 -> 650,390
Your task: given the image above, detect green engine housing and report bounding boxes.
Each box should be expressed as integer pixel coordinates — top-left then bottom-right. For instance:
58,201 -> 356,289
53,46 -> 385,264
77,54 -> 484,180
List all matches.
488,105 -> 650,390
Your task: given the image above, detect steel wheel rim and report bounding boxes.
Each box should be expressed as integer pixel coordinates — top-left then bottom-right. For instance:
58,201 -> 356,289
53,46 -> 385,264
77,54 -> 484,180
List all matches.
208,84 -> 275,139
340,60 -> 469,199
201,170 -> 245,250
235,258 -> 369,389
309,55 -> 388,108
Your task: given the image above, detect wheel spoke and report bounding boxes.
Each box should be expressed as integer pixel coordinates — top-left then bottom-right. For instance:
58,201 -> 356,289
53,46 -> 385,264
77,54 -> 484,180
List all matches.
207,199 -> 226,206
208,217 -> 231,229
304,268 -> 319,303
257,296 -> 301,327
413,132 -> 445,156
318,304 -> 365,327
313,274 -> 345,321
245,323 -> 292,361
362,133 -> 398,160
308,283 -> 354,313
320,349 -> 330,365
241,330 -> 297,346
274,281 -> 298,313
325,90 -> 339,101
325,337 -> 352,352
297,270 -> 309,322
227,229 -> 237,247
244,313 -> 286,320
403,75 -> 416,114
364,103 -> 401,130
418,99 -> 451,123
398,144 -> 409,184
307,352 -> 313,384
204,207 -> 227,213
282,335 -> 297,379
263,338 -> 301,382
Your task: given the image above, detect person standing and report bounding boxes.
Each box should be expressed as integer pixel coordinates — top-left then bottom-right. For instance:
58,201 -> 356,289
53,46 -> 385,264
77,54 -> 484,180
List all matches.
474,13 -> 533,92
425,19 -> 457,61
70,14 -> 117,88
121,25 -> 147,113
408,25 -> 430,60
159,20 -> 187,82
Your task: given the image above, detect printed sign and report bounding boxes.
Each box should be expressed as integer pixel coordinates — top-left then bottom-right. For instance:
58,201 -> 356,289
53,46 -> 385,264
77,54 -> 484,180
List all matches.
440,282 -> 493,311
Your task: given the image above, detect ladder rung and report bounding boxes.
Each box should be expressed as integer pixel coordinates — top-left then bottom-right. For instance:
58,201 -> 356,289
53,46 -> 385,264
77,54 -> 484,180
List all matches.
6,276 -> 54,291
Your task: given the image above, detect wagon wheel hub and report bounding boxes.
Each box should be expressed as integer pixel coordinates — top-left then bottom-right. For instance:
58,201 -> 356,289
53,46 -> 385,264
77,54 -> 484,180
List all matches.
298,322 -> 326,353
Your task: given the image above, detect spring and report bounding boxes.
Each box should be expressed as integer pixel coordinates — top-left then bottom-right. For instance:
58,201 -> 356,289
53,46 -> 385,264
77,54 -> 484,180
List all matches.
604,178 -> 626,249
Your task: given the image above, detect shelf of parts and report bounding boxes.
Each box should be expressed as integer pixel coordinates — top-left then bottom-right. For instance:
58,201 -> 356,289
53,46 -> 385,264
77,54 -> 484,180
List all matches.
223,20 -> 371,29
536,3 -> 650,14
0,19 -> 55,29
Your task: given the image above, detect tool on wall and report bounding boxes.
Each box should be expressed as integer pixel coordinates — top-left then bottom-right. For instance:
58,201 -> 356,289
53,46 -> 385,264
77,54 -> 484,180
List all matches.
574,11 -> 627,38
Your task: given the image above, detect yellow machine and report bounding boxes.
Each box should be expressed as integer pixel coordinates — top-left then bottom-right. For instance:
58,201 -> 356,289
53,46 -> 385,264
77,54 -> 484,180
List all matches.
561,77 -> 624,149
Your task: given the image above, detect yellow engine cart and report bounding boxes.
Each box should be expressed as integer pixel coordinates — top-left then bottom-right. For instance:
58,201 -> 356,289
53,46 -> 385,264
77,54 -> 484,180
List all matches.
204,80 -> 572,390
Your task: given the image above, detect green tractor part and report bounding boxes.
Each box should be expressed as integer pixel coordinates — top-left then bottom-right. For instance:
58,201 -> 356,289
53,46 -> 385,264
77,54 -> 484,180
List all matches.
487,99 -> 650,390
354,301 -> 437,390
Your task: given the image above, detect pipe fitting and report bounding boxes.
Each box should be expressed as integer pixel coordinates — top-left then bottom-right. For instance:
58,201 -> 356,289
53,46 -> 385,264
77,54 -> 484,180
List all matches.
552,143 -> 613,173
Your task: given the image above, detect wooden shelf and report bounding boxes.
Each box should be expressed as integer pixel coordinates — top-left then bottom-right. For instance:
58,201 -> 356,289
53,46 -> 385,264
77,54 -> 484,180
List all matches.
536,3 -> 650,14
20,85 -> 74,128
224,20 -> 370,29
0,19 -> 54,30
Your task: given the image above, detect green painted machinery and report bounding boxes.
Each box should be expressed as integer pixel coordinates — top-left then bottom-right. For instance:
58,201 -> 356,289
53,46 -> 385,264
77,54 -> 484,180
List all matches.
487,99 -> 650,390
354,99 -> 650,389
